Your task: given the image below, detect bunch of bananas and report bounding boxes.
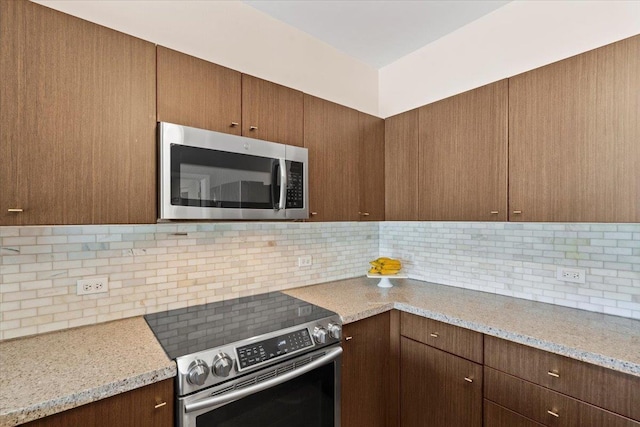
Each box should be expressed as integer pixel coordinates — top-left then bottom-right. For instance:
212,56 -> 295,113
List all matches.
368,257 -> 402,275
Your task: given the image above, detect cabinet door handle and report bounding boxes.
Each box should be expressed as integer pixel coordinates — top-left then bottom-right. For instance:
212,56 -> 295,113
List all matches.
230,122 -> 239,127
310,212 -> 318,216
513,210 -> 522,214
547,371 -> 560,378
490,211 -> 499,215
547,410 -> 559,418
429,333 -> 439,338
7,208 -> 23,212
249,125 -> 258,131
464,377 -> 473,383
358,212 -> 370,216
344,336 -> 353,341
154,401 -> 167,409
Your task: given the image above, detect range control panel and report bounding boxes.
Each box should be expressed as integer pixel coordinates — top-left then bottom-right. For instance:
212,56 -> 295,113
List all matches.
236,328 -> 313,370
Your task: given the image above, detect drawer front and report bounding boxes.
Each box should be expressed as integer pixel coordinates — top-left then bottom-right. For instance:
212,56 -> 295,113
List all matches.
484,335 -> 640,421
485,367 -> 640,427
400,312 -> 483,363
484,399 -> 545,427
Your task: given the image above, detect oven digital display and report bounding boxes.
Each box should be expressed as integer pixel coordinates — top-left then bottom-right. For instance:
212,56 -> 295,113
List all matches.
236,328 -> 313,370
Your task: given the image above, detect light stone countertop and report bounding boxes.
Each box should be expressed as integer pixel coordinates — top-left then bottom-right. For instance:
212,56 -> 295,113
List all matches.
0,317 -> 176,427
284,276 -> 640,377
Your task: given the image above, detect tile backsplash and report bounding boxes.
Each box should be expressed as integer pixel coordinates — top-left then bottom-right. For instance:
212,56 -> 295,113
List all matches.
0,222 -> 378,340
1,221 -> 639,340
381,222 -> 640,320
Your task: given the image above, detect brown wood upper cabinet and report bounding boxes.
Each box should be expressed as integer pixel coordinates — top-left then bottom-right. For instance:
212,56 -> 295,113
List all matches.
358,112 -> 385,221
0,0 -> 156,225
509,35 -> 640,222
157,46 -> 242,135
304,95 -> 360,221
241,75 -> 304,146
384,109 -> 420,220
418,80 -> 508,221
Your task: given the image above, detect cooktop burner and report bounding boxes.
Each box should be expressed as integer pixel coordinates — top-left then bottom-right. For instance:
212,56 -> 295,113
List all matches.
144,291 -> 335,360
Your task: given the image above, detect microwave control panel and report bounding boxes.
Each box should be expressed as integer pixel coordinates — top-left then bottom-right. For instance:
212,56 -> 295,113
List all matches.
235,328 -> 313,370
286,162 -> 304,209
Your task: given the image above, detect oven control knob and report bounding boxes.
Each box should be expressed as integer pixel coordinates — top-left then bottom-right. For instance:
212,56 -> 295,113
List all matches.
327,323 -> 342,340
212,353 -> 233,377
187,359 -> 209,386
312,326 -> 328,344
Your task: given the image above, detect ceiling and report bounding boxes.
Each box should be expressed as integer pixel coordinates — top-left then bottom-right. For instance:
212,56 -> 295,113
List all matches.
243,0 -> 511,69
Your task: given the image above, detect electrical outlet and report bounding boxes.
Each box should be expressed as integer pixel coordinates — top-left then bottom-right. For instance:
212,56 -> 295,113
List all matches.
77,277 -> 109,295
556,267 -> 586,284
298,255 -> 312,267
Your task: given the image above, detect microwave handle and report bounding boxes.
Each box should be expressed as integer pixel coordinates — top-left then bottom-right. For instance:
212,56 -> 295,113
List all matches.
184,347 -> 342,414
278,158 -> 287,210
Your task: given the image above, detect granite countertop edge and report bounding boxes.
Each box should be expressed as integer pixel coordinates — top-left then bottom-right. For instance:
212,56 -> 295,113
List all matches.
0,360 -> 176,427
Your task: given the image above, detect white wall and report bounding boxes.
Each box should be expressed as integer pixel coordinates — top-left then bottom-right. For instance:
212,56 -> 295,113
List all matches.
379,0 -> 640,118
33,0 -> 379,116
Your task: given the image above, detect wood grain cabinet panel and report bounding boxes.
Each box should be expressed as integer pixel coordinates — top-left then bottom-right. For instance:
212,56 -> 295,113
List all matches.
400,312 -> 483,363
400,336 -> 482,427
418,80 -> 508,221
241,74 -> 303,146
303,95 -> 360,221
23,379 -> 174,427
485,367 -> 640,427
384,109 -> 419,220
341,313 -> 390,427
484,400 -> 545,427
485,336 -> 640,421
1,0 -> 156,225
157,46 -> 241,135
509,35 -> 640,222
358,112 -> 385,221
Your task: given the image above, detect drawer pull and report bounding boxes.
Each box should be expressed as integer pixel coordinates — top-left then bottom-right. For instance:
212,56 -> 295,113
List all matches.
249,125 -> 258,131
547,410 -> 559,418
8,208 -> 23,212
490,211 -> 499,214
513,210 -> 522,214
345,336 -> 353,341
230,122 -> 239,127
547,371 -> 560,378
155,401 -> 167,409
464,377 -> 473,383
429,333 -> 439,338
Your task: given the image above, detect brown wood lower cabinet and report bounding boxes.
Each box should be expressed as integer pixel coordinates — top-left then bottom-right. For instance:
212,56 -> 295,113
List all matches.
400,336 -> 482,427
341,312 -> 390,427
23,379 -> 174,427
485,399 -> 545,427
484,367 -> 640,427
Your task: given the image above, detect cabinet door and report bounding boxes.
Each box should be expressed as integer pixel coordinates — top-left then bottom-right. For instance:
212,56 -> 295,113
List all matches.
0,0 -> 156,225
157,46 -> 241,135
400,337 -> 482,427
342,313 -> 390,427
241,75 -> 303,146
418,80 -> 508,221
358,112 -> 385,221
484,400 -> 545,427
23,379 -> 174,427
384,109 -> 419,220
509,35 -> 640,222
303,95 -> 360,221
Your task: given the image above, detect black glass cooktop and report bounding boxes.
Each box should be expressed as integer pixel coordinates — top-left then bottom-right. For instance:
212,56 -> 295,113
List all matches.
144,292 -> 336,360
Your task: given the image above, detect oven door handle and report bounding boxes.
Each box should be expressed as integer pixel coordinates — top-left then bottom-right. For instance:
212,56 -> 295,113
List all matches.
184,346 -> 342,414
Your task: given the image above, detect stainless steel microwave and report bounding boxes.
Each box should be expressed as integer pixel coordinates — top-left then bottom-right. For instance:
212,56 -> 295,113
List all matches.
159,122 -> 308,220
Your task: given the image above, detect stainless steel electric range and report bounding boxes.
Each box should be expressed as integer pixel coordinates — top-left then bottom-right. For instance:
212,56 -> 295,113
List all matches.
145,292 -> 342,427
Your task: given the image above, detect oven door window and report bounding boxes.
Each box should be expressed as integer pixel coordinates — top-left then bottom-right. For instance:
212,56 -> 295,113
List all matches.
170,144 -> 282,209
196,363 -> 335,427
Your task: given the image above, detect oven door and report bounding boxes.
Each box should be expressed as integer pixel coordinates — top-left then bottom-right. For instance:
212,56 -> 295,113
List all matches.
178,346 -> 341,427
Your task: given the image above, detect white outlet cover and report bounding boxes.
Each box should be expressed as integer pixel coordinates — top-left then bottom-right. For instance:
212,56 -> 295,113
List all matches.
298,256 -> 312,267
556,267 -> 586,284
77,277 -> 109,295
